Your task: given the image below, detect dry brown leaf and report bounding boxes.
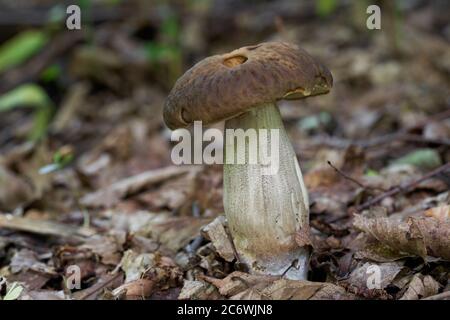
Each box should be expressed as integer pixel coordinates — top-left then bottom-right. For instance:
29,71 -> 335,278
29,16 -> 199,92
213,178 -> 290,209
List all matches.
201,216 -> 235,262
354,215 -> 450,260
201,271 -> 353,300
231,278 -> 353,300
80,231 -> 126,265
0,214 -> 94,239
112,279 -> 155,299
178,280 -> 221,300
400,274 -> 440,300
119,250 -> 182,290
0,166 -> 34,211
80,166 -> 199,208
137,170 -> 199,212
346,262 -> 404,291
201,271 -> 278,297
112,211 -> 210,254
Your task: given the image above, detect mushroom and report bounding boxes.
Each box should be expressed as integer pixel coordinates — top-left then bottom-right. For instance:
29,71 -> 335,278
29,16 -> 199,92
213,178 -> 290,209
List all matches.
164,42 -> 332,280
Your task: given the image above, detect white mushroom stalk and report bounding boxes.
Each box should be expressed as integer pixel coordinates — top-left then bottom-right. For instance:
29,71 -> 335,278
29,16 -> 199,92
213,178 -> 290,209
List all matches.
224,102 -> 310,280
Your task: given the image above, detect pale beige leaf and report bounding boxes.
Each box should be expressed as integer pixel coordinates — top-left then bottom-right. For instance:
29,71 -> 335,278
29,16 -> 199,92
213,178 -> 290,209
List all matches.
354,215 -> 450,260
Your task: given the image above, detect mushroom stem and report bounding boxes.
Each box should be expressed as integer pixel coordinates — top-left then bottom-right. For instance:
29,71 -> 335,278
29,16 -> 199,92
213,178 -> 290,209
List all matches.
224,102 -> 310,280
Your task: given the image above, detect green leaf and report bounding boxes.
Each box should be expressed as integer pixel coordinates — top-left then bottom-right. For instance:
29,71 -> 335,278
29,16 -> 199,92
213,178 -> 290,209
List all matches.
0,84 -> 52,111
4,283 -> 24,300
145,42 -> 180,63
0,30 -> 49,73
40,64 -> 62,82
316,0 -> 338,17
391,149 -> 442,170
298,112 -> 332,131
365,169 -> 379,177
0,84 -> 54,140
161,14 -> 179,41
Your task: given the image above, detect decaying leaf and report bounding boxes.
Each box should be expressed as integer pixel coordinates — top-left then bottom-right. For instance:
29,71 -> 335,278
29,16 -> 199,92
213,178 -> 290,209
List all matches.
231,278 -> 353,300
201,216 -> 235,262
9,249 -> 56,275
133,214 -> 210,253
178,280 -> 221,300
80,166 -> 199,207
345,262 -> 404,291
0,214 -> 94,239
112,278 -> 155,299
354,215 -> 450,260
80,231 -> 126,265
201,271 -> 353,300
355,241 -> 413,262
0,166 -> 34,211
200,272 -> 278,297
400,274 -> 440,300
119,250 -> 182,290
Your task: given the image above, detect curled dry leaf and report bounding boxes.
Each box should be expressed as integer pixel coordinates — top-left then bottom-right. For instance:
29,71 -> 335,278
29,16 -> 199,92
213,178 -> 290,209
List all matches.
354,215 -> 450,260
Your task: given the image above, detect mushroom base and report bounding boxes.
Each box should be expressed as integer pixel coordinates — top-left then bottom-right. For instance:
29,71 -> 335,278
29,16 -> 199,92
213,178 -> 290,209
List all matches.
223,102 -> 310,280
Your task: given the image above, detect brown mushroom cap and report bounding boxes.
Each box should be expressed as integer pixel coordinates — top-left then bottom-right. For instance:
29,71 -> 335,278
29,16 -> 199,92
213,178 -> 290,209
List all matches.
164,42 -> 332,130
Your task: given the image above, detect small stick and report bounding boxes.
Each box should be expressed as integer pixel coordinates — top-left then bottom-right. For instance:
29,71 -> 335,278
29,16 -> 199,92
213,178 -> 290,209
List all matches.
355,162 -> 450,211
327,161 -> 367,189
327,161 -> 386,192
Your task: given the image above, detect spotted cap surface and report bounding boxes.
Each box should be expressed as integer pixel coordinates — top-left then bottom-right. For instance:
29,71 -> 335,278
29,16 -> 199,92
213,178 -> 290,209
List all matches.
164,42 -> 332,130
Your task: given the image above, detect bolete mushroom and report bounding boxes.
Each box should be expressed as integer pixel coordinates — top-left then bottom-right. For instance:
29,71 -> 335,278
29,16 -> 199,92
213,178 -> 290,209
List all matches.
164,42 -> 332,280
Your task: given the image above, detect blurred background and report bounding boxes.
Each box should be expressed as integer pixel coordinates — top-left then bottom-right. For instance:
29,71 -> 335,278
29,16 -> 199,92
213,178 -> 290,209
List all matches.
0,0 -> 449,299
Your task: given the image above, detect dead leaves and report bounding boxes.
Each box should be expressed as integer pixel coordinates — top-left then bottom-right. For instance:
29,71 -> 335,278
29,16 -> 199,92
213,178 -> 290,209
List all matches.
80,166 -> 199,208
354,215 -> 450,261
345,262 -> 404,292
196,272 -> 354,300
201,216 -> 235,262
116,250 -> 182,299
399,274 -> 440,300
0,165 -> 34,211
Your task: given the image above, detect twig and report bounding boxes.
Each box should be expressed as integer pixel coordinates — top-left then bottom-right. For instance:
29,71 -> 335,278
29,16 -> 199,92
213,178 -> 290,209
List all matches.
307,109 -> 450,150
327,161 -> 386,192
75,273 -> 123,300
327,161 -> 367,189
401,134 -> 450,146
355,162 -> 450,211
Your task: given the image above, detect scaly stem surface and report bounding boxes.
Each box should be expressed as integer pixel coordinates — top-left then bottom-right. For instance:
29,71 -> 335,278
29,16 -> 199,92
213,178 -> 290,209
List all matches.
224,102 -> 310,280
